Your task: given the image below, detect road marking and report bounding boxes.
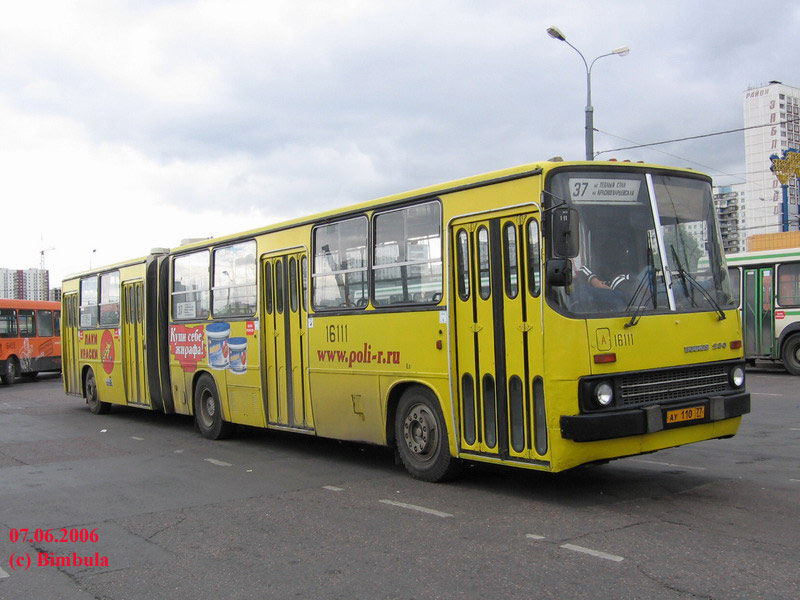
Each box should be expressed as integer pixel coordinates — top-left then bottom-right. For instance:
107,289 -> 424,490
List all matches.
561,543 -> 624,562
379,499 -> 453,518
0,402 -> 23,410
790,428 -> 800,431
752,392 -> 783,397
0,566 -> 9,578
323,486 -> 344,492
204,458 -> 232,467
174,449 -> 184,453
526,534 -> 546,540
131,436 -> 144,441
790,479 -> 800,483
632,459 -> 706,471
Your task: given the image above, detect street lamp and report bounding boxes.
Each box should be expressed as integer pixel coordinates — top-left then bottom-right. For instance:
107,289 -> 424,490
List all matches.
546,26 -> 630,160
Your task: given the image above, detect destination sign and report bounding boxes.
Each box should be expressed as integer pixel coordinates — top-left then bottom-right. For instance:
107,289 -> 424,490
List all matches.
568,178 -> 642,203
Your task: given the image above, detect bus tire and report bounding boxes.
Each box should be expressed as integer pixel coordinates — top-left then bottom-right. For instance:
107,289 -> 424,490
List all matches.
85,369 -> 110,414
194,374 -> 233,440
1,357 -> 18,385
394,386 -> 461,482
781,334 -> 800,375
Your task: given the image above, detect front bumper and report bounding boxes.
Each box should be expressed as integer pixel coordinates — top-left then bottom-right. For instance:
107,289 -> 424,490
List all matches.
560,391 -> 750,442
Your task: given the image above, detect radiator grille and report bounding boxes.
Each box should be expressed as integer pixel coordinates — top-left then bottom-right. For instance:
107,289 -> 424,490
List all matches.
618,365 -> 729,407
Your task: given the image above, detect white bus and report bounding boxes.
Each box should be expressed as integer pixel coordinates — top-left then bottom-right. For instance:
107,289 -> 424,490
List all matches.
726,248 -> 800,374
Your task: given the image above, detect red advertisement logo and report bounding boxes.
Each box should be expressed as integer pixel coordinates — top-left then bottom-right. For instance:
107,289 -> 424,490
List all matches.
101,330 -> 115,374
169,324 -> 206,372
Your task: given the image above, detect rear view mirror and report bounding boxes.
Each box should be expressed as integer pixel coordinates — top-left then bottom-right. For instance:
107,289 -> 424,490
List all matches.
546,258 -> 573,287
551,207 -> 580,258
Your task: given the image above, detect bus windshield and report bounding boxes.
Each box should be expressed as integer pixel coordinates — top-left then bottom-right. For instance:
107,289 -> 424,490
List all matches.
547,170 -> 734,317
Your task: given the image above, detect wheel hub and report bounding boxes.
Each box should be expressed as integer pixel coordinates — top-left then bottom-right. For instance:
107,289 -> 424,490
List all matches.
403,405 -> 436,457
205,395 -> 216,418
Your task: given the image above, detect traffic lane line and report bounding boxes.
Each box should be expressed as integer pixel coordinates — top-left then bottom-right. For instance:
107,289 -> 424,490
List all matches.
526,535 -> 624,562
561,543 -> 624,562
631,459 -> 706,471
204,458 -> 232,467
0,566 -> 8,578
379,499 -> 453,518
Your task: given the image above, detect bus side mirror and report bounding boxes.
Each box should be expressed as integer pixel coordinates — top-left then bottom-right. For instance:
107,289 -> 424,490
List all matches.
551,207 -> 580,258
546,259 -> 573,287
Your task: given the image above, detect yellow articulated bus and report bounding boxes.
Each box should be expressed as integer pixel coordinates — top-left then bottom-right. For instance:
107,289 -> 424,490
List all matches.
62,160 -> 750,481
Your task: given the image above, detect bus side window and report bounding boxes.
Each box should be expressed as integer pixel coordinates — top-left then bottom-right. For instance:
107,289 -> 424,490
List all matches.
37,310 -> 54,337
312,216 -> 368,309
172,251 -> 210,320
99,271 -> 120,327
18,310 -> 35,337
0,309 -> 17,337
373,201 -> 442,306
212,240 -> 257,317
777,262 -> 800,306
80,276 -> 99,328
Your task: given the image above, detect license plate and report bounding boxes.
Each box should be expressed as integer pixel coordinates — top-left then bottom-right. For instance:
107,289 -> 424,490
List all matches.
666,406 -> 705,424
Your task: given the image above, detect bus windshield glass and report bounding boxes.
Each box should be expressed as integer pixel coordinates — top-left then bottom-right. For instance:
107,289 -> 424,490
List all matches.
546,170 -> 734,317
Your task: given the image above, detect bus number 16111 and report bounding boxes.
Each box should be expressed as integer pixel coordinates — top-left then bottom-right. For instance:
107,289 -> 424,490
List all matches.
326,324 -> 348,343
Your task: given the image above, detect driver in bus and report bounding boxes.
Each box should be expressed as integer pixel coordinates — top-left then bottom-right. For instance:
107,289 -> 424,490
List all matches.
571,246 -> 634,312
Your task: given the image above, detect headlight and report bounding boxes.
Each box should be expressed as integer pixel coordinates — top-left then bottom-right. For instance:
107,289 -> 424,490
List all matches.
594,382 -> 614,407
730,366 -> 745,388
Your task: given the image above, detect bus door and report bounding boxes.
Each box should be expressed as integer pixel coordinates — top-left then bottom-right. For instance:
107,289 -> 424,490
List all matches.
122,281 -> 148,406
261,251 -> 313,430
743,267 -> 774,357
62,293 -> 81,395
451,210 -> 545,463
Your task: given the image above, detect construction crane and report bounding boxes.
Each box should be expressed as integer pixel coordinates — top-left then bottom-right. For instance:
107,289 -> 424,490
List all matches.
40,246 -> 55,271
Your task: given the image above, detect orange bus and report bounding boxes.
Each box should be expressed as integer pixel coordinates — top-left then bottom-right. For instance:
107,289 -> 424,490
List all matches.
0,299 -> 62,385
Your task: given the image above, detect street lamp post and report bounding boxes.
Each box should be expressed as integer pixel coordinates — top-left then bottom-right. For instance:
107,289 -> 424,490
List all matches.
546,26 -> 630,161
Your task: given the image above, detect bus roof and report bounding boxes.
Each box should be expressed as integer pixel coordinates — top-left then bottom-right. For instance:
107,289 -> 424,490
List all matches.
0,299 -> 61,309
726,248 -> 800,265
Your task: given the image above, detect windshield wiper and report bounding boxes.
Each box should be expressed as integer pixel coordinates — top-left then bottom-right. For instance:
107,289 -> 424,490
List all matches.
624,247 -> 658,328
669,249 -> 726,321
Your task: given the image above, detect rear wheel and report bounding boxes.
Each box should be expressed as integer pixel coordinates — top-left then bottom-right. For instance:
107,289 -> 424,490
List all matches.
194,374 -> 234,440
782,334 -> 800,375
1,357 -> 18,385
394,386 -> 461,482
85,369 -> 110,414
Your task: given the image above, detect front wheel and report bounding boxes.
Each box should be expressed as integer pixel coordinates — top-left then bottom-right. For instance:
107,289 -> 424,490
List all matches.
394,386 -> 461,482
85,369 -> 111,414
194,374 -> 234,440
1,358 -> 18,385
782,334 -> 800,375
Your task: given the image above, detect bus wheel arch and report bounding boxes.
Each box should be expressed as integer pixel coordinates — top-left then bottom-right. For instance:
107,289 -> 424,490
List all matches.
781,332 -> 800,375
391,383 -> 461,482
193,372 -> 234,440
1,356 -> 19,385
84,367 -> 110,414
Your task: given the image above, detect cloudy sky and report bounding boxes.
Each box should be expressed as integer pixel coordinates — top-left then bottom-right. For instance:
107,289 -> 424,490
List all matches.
3,0 -> 799,284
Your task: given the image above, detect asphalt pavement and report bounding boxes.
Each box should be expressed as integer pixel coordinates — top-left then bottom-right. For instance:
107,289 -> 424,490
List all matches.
0,369 -> 798,599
